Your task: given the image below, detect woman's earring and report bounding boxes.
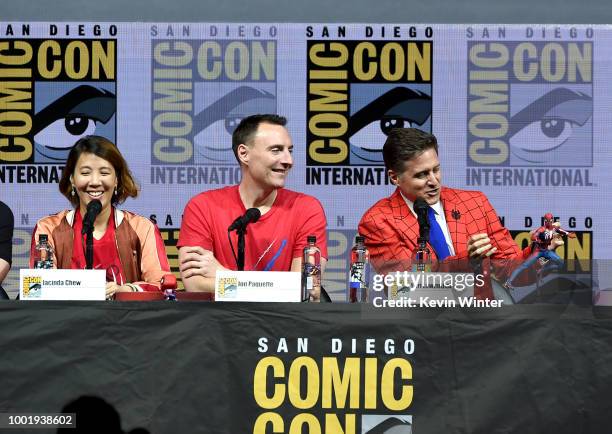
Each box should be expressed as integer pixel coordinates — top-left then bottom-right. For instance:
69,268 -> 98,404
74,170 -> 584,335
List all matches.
114,187 -> 118,196
71,186 -> 76,197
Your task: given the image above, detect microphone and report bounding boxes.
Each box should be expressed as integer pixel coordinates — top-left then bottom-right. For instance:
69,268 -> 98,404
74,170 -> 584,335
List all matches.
228,208 -> 261,232
81,200 -> 102,235
413,198 -> 430,241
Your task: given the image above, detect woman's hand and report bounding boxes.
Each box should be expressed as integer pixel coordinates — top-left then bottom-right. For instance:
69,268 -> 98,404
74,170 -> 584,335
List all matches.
105,282 -> 135,299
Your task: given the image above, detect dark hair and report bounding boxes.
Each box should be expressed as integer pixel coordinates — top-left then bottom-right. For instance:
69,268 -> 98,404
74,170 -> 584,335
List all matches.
231,114 -> 287,162
58,135 -> 139,207
382,128 -> 438,173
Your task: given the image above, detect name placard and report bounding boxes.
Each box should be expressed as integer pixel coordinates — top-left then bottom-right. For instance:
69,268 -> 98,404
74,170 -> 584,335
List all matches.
215,271 -> 301,302
19,269 -> 106,301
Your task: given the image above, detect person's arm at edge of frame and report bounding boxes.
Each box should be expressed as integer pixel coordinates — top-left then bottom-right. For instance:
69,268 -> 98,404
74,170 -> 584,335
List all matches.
0,203 -> 12,284
0,259 -> 9,285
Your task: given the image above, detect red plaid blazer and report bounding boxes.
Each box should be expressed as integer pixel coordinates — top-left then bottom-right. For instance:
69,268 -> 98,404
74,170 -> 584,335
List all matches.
358,187 -> 528,274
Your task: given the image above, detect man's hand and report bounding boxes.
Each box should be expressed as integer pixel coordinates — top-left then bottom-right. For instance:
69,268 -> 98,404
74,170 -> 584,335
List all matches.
179,246 -> 226,280
467,233 -> 498,260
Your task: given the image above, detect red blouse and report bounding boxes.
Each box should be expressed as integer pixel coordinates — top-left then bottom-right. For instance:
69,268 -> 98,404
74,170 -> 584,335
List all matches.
70,208 -> 126,285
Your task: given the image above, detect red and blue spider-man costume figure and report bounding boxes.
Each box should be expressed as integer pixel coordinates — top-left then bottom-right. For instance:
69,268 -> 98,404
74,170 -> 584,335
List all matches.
504,213 -> 575,290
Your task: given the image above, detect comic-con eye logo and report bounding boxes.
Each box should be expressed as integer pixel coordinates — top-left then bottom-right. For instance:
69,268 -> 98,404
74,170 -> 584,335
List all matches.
193,85 -> 275,164
306,40 -> 432,170
0,39 -> 117,165
150,40 -> 277,166
363,416 -> 412,434
34,84 -> 116,162
348,86 -> 431,164
507,87 -> 591,166
467,41 -> 592,168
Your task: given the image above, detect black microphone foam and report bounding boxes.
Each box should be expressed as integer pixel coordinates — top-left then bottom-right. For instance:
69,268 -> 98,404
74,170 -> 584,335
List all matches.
245,207 -> 261,224
413,198 -> 430,240
413,198 -> 429,220
87,199 -> 103,214
81,199 -> 102,235
228,208 -> 261,231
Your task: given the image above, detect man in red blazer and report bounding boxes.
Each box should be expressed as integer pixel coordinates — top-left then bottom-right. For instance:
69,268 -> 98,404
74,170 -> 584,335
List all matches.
358,128 -> 532,278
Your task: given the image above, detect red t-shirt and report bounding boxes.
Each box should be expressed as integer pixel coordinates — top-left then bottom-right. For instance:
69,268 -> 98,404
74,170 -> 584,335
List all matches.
71,209 -> 126,284
178,186 -> 327,271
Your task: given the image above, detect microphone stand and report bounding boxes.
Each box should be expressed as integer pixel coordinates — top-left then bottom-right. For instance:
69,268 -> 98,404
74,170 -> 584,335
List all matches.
228,209 -> 261,271
236,225 -> 247,271
85,226 -> 94,270
413,211 -> 431,272
81,200 -> 101,270
412,200 -> 432,272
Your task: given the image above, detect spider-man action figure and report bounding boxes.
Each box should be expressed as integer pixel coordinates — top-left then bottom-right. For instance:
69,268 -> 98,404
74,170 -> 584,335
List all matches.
504,213 -> 575,290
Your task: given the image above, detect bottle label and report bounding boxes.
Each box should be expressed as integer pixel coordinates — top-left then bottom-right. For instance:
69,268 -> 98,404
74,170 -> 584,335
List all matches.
350,262 -> 365,286
302,262 -> 320,301
34,259 -> 53,269
349,262 -> 368,303
35,244 -> 54,269
306,276 -> 313,290
411,248 -> 432,272
412,263 -> 432,272
303,263 -> 320,277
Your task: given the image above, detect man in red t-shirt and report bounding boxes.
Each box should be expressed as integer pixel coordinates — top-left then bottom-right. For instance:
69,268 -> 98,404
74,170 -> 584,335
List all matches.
178,114 -> 328,300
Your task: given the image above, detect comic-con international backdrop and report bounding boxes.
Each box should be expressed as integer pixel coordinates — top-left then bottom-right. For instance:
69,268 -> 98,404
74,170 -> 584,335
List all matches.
0,23 -> 607,299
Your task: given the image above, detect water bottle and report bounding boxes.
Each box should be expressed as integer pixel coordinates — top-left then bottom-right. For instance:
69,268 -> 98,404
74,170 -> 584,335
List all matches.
348,235 -> 370,303
33,234 -> 54,269
301,235 -> 321,302
411,241 -> 432,272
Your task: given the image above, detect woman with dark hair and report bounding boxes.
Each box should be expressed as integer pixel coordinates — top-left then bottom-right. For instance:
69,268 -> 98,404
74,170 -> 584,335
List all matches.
30,136 -> 171,299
